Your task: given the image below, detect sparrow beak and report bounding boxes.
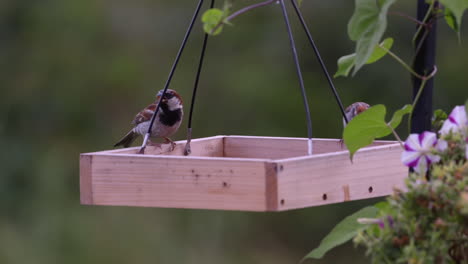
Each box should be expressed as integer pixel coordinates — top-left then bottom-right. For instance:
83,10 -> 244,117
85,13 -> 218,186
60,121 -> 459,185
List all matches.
161,98 -> 168,103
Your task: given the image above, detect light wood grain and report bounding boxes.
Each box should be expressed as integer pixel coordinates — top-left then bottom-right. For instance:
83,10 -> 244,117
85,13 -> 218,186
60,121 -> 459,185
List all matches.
91,135 -> 225,157
274,143 -> 406,211
224,135 -> 394,159
84,153 -> 271,211
80,135 -> 407,212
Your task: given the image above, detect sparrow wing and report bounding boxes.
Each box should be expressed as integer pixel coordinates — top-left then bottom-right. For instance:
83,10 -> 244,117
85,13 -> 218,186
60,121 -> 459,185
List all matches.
131,104 -> 157,125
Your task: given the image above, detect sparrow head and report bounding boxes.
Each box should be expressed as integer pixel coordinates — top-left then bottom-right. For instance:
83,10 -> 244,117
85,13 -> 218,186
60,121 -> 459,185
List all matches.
355,102 -> 370,115
344,102 -> 370,126
156,89 -> 183,111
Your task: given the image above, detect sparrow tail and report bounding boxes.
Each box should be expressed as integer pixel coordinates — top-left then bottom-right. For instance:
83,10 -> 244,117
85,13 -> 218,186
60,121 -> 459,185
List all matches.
114,130 -> 138,148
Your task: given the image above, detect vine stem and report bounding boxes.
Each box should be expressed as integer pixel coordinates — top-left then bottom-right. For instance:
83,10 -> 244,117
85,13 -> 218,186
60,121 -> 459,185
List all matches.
389,11 -> 425,26
210,0 -> 276,34
408,66 -> 438,133
412,0 -> 435,45
380,46 -> 426,80
225,0 -> 276,21
386,123 -> 405,149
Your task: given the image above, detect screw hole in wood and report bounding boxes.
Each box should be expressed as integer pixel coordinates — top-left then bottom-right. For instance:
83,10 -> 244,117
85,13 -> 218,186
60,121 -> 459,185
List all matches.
368,186 -> 373,193
322,193 -> 327,200
280,199 -> 285,205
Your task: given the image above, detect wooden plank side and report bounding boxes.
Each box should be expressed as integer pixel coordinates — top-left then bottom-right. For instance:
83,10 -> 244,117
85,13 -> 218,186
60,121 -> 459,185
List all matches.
224,135 -> 395,159
87,154 -> 268,211
88,136 -> 225,157
275,143 -> 406,211
80,154 -> 93,204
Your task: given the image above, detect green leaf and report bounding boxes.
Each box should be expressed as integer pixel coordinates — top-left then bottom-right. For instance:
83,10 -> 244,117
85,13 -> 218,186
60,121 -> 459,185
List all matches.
374,201 -> 390,211
348,0 -> 396,75
335,38 -> 393,78
465,99 -> 468,117
439,0 -> 468,32
388,104 -> 412,129
202,8 -> 225,35
302,206 -> 379,261
343,104 -> 411,160
432,109 -> 448,131
343,105 -> 390,160
335,54 -> 357,78
444,8 -> 459,33
367,37 -> 393,63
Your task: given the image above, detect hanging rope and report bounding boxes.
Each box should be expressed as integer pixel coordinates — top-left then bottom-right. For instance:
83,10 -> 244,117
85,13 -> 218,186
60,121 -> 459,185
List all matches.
185,0 -> 216,156
290,0 -> 349,124
279,0 -> 313,155
139,0 -> 205,154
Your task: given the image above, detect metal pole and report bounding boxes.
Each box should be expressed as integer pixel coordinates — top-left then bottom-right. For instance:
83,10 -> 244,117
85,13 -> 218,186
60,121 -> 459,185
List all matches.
411,0 -> 437,133
185,0 -> 215,156
290,0 -> 349,124
279,0 -> 313,155
139,0 -> 205,154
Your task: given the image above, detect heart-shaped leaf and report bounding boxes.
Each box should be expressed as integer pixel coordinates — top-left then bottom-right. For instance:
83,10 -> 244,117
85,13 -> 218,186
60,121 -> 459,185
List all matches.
388,104 -> 412,129
302,206 -> 379,261
348,0 -> 396,75
343,105 -> 390,160
202,8 -> 226,35
343,104 -> 411,160
335,38 -> 394,78
440,0 -> 468,33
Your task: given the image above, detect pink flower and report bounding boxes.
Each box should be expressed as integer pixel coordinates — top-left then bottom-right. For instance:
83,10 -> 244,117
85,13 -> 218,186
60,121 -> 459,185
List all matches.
401,132 -> 441,174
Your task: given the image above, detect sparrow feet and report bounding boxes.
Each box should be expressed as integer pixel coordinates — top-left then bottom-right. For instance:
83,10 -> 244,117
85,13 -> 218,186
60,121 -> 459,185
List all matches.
164,137 -> 176,152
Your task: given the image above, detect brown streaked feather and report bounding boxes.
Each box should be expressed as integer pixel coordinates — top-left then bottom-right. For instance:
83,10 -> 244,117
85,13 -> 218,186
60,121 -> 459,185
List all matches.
131,103 -> 157,125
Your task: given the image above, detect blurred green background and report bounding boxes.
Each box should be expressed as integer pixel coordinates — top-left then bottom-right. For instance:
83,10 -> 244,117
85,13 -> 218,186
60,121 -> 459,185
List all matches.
1,0 -> 467,263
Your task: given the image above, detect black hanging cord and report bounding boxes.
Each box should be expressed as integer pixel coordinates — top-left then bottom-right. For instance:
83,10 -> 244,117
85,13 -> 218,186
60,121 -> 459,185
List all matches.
185,0 -> 216,156
290,0 -> 349,124
139,0 -> 205,154
279,0 -> 313,155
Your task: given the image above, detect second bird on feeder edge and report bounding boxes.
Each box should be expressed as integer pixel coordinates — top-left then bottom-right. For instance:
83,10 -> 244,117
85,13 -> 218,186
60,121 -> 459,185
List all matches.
343,102 -> 370,127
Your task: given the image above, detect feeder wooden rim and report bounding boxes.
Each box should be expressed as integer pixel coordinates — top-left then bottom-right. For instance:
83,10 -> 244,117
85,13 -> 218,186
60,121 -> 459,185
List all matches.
80,135 -> 406,212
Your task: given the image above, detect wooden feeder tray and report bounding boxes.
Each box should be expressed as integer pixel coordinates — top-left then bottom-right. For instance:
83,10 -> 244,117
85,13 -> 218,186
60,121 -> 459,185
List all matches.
80,135 -> 406,212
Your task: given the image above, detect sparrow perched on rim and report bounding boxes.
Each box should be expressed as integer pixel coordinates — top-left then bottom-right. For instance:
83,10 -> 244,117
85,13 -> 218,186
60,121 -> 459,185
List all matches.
114,89 -> 183,150
341,102 -> 370,147
343,102 -> 370,127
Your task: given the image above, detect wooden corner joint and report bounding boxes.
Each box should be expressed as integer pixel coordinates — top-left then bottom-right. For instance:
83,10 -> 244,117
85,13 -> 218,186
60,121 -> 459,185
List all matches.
265,162 -> 279,211
342,184 -> 350,202
80,154 -> 94,205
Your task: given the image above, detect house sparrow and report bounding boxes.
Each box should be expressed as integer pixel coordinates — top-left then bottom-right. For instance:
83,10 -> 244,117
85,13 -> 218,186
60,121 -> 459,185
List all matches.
343,102 -> 370,127
114,89 -> 183,150
341,102 -> 370,148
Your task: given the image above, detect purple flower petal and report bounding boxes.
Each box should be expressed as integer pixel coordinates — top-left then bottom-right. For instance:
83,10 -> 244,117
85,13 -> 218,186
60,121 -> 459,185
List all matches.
440,105 -> 468,135
420,132 -> 437,149
401,150 -> 420,167
436,139 -> 448,152
387,216 -> 394,228
413,155 -> 429,174
405,134 -> 422,151
378,219 -> 385,229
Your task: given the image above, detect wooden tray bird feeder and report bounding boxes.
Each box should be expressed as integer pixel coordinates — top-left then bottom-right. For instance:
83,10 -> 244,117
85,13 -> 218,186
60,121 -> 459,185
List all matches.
80,0 -> 407,211
80,136 -> 405,211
